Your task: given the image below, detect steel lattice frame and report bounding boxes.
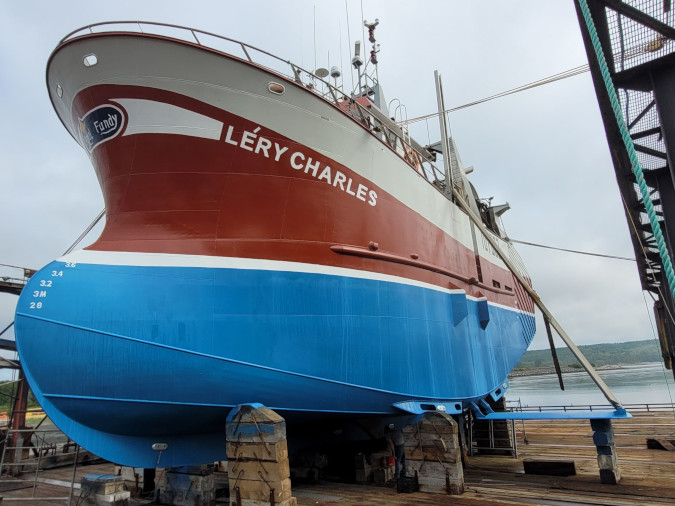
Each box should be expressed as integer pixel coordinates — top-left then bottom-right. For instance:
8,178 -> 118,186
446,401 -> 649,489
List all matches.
575,0 -> 675,372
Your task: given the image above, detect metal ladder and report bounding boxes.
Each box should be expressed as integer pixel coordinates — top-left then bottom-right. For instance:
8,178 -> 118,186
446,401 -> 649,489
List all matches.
0,389 -> 80,504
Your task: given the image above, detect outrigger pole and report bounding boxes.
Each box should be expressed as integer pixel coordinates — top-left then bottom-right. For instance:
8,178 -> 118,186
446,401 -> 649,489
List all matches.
433,71 -> 623,410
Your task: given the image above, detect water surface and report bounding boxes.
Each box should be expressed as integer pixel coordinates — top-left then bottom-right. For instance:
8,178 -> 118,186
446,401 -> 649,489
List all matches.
508,362 -> 675,408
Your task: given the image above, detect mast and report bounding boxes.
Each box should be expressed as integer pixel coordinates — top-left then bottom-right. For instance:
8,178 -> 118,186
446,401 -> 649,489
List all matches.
434,71 -> 453,198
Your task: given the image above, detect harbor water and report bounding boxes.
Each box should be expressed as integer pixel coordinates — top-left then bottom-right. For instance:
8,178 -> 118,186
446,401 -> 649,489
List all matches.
507,362 -> 675,408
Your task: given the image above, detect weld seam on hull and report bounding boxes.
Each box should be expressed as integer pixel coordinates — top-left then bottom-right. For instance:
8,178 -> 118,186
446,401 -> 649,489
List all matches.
41,393 -> 392,416
17,310 -> 500,401
331,244 -> 516,297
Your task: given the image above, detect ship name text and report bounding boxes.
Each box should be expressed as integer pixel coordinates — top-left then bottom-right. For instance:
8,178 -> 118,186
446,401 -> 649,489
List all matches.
224,125 -> 378,206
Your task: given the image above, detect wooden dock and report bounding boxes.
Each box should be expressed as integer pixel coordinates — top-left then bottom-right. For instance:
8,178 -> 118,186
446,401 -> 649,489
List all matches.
1,410 -> 674,504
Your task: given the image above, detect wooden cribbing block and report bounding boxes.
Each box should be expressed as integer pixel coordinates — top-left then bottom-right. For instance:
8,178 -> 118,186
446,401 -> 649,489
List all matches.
402,412 -> 464,495
226,422 -> 286,443
404,445 -> 460,463
590,419 -> 620,485
227,440 -> 289,462
227,404 -> 296,506
227,405 -> 286,442
523,459 -> 576,476
406,460 -> 452,476
599,468 -> 621,485
231,477 -> 292,502
597,452 -> 618,470
403,414 -> 459,435
415,475 -> 464,495
230,458 -> 290,482
404,433 -> 459,448
236,498 -> 297,506
647,438 -> 675,451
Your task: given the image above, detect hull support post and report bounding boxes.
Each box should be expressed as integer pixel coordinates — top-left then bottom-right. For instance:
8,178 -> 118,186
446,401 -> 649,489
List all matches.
226,404 -> 295,506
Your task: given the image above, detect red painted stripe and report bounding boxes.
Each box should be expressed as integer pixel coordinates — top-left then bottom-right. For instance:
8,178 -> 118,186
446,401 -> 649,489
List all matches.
68,84 -> 533,311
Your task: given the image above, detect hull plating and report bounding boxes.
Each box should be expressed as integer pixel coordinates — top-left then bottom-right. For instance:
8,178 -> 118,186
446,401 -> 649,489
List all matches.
16,253 -> 533,466
15,31 -> 536,467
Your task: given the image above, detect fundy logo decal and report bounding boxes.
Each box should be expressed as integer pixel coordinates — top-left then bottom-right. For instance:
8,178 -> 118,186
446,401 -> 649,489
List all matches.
78,105 -> 125,152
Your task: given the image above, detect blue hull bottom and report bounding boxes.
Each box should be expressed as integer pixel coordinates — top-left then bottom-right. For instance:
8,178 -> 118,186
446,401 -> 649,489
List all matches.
15,257 -> 535,467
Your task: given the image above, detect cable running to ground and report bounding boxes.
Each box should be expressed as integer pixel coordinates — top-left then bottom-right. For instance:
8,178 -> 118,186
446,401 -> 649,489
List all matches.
399,64 -> 590,126
509,238 -> 635,261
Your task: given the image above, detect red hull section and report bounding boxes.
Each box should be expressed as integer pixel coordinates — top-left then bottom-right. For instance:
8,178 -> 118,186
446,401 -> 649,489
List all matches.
73,84 -> 528,310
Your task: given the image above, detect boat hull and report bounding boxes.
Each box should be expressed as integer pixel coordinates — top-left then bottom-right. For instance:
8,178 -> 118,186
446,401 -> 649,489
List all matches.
16,252 -> 533,466
14,30 -> 536,467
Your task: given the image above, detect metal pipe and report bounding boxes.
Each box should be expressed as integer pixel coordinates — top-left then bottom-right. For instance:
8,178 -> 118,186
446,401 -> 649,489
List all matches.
434,71 -> 452,197
449,184 -> 623,409
67,445 -> 79,506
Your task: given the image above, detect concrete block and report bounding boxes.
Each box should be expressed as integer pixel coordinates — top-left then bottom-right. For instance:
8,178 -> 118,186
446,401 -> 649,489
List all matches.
355,467 -> 373,483
590,419 -> 612,432
374,466 -> 394,485
599,467 -> 621,485
156,467 -> 215,505
80,491 -> 131,505
592,429 -> 615,446
523,459 -> 576,476
596,443 -> 617,456
367,451 -> 391,467
81,474 -> 126,496
354,453 -> 367,470
597,453 -> 618,470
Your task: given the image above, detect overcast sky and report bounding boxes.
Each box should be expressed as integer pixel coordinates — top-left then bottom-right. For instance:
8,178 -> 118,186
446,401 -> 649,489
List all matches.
0,1 -> 658,358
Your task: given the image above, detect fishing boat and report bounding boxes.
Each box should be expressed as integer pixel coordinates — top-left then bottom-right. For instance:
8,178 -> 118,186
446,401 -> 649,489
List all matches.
15,21 -> 536,468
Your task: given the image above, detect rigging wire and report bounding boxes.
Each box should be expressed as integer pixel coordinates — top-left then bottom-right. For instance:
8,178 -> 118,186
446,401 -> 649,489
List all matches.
63,209 -> 105,255
338,19 -> 344,91
641,289 -> 675,416
509,238 -> 635,261
344,0 -> 354,91
619,191 -> 675,329
399,64 -> 590,126
0,263 -> 32,272
0,210 -> 106,356
0,322 -> 14,338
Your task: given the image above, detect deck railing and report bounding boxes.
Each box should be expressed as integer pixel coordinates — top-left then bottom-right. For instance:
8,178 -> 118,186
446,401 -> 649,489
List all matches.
507,401 -> 675,413
60,21 -> 447,187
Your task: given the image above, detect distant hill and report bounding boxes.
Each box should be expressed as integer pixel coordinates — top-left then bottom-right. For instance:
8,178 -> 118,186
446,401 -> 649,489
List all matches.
514,339 -> 662,371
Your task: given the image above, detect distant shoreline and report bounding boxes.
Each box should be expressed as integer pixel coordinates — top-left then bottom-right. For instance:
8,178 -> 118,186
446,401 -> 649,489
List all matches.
509,364 -> 626,378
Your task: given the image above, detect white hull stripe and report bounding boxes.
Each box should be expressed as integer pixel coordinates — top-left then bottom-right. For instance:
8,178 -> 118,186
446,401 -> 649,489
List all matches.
61,250 -> 534,316
111,98 -> 223,140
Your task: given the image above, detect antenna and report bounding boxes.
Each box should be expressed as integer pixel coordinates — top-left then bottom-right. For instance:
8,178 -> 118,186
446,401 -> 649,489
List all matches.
363,19 -> 379,65
314,68 -> 329,78
330,66 -> 341,88
352,40 -> 363,96
352,41 -> 363,67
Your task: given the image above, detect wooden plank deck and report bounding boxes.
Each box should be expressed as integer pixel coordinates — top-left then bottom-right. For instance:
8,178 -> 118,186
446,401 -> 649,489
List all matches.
0,411 -> 673,504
